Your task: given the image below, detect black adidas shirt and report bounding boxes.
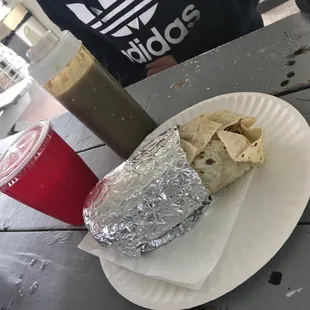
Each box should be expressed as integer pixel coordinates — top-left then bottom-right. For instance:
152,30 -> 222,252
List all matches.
38,0 -> 262,86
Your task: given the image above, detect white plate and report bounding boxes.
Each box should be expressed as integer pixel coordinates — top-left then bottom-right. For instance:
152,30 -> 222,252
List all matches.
100,93 -> 310,309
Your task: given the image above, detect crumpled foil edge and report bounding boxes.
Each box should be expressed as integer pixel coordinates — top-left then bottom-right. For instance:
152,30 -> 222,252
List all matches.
141,204 -> 209,253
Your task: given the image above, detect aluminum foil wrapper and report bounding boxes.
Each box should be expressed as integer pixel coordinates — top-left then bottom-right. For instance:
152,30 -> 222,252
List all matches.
83,128 -> 212,257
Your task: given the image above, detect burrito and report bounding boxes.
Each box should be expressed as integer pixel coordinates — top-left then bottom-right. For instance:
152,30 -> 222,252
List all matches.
179,110 -> 264,194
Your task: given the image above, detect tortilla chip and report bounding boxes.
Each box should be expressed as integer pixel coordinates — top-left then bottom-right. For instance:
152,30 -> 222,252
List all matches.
180,139 -> 198,164
179,109 -> 264,194
232,119 -> 264,164
179,114 -> 221,153
240,120 -> 262,142
236,132 -> 264,164
217,131 -> 251,160
207,110 -> 256,129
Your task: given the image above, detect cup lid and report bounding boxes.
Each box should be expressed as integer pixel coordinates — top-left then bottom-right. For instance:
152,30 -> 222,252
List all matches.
0,120 -> 51,189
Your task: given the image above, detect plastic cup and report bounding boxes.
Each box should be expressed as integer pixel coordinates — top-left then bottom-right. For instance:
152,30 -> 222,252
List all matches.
0,120 -> 98,225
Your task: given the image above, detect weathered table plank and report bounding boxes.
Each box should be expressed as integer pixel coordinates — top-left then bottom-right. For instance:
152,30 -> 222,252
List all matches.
281,89 -> 310,123
51,113 -> 103,153
0,226 -> 309,310
0,146 -> 123,231
78,146 -> 123,180
0,231 -> 144,310
127,13 -> 310,124
0,92 -> 31,139
280,88 -> 310,223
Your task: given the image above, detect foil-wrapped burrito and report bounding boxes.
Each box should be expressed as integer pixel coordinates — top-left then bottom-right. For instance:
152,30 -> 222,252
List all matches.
83,110 -> 264,257
83,128 -> 212,257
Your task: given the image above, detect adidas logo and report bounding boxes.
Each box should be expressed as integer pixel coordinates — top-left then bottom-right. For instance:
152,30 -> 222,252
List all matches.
121,4 -> 200,63
67,1 -> 201,63
67,0 -> 159,37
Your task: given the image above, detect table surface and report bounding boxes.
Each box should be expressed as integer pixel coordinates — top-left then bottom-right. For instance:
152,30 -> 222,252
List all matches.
1,11 -> 310,310
0,91 -> 31,140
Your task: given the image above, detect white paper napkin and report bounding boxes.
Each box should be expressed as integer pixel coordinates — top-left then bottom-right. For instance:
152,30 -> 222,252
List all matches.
79,169 -> 255,290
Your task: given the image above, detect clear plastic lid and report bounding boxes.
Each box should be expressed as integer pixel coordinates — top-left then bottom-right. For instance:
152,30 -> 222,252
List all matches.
0,120 -> 51,189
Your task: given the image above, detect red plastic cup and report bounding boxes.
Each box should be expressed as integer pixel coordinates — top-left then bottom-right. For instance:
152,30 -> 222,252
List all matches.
0,120 -> 98,225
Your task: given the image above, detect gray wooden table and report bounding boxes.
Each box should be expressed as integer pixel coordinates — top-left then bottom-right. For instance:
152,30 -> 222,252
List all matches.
0,82 -> 32,139
1,11 -> 310,310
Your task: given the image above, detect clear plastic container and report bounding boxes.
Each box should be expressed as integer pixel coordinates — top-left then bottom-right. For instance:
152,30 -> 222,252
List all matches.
28,31 -> 157,159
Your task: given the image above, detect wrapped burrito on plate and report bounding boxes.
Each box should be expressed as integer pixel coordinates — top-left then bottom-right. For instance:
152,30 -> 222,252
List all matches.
179,110 -> 264,194
83,109 -> 264,257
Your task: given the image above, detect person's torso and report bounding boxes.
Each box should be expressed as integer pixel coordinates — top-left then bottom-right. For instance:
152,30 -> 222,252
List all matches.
48,0 -> 258,64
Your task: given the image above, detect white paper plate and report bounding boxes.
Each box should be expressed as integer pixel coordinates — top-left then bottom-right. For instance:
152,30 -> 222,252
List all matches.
100,93 -> 310,310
